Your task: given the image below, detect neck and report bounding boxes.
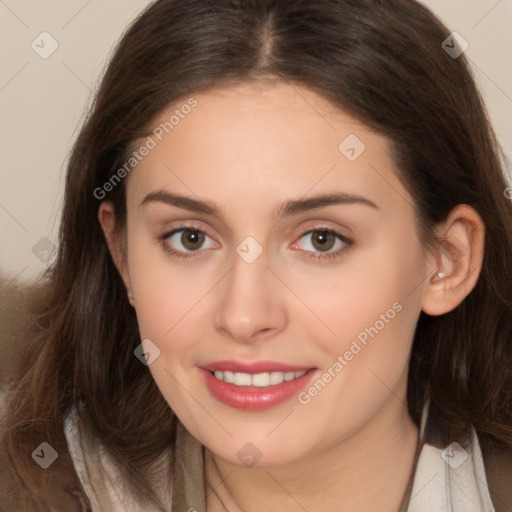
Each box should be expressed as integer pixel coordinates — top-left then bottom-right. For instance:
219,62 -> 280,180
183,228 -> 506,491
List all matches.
205,397 -> 420,512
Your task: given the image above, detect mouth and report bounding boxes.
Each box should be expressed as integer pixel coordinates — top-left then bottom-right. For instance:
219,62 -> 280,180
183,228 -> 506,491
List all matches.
199,361 -> 317,411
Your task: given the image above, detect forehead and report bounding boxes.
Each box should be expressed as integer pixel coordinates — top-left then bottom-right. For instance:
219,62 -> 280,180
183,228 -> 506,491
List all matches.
125,81 -> 408,217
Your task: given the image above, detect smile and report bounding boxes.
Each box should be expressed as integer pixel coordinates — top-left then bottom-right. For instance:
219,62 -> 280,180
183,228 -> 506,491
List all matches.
199,363 -> 317,411
212,370 -> 308,387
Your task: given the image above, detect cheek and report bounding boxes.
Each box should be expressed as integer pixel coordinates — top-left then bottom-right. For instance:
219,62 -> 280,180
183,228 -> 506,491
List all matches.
307,249 -> 424,415
280,229 -> 425,349
287,232 -> 425,407
127,247 -> 212,416
131,270 -> 208,361
127,224 -> 195,322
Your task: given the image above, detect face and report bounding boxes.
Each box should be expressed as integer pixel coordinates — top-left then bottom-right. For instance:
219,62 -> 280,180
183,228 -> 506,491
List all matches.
106,80 -> 433,467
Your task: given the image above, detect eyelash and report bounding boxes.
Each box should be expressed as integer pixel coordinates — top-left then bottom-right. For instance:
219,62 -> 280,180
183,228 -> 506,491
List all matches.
157,225 -> 354,263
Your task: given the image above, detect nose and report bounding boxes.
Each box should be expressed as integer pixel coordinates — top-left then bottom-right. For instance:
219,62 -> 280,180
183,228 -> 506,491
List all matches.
213,248 -> 288,344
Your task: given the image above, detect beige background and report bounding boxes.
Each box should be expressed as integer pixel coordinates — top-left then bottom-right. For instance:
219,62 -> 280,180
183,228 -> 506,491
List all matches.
1,0 -> 511,280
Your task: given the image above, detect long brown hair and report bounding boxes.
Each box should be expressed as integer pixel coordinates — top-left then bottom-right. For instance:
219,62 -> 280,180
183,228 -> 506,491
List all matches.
1,0 -> 511,509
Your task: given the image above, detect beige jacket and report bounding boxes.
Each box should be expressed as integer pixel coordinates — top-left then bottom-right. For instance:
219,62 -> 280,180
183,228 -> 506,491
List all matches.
1,271 -> 512,511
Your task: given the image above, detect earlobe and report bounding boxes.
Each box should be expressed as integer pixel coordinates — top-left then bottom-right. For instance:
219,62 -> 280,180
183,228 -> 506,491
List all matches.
97,201 -> 133,300
421,204 -> 485,316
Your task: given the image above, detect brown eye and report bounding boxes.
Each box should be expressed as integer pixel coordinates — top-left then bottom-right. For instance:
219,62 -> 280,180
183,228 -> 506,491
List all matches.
293,227 -> 353,262
180,229 -> 205,250
310,230 -> 336,252
161,227 -> 216,257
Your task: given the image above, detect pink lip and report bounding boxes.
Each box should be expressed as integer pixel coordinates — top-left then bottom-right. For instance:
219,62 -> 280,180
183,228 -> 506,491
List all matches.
199,362 -> 317,411
201,360 -> 313,374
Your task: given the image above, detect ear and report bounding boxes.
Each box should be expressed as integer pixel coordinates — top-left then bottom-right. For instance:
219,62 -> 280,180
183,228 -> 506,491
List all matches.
421,204 -> 485,316
98,201 -> 133,300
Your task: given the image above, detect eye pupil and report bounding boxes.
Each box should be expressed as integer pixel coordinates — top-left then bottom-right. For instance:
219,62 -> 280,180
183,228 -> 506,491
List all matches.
182,229 -> 204,250
312,230 -> 335,252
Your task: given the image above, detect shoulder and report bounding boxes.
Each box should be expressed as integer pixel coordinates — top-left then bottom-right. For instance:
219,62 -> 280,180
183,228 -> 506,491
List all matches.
64,405 -> 174,511
0,271 -> 89,511
404,401 -> 511,511
0,388 -> 89,511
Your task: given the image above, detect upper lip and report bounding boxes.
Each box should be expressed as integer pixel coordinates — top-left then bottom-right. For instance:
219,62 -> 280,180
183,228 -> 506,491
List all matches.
201,360 -> 315,374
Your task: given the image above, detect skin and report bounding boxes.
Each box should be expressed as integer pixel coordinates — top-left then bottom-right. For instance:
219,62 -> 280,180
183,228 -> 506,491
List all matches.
99,80 -> 485,511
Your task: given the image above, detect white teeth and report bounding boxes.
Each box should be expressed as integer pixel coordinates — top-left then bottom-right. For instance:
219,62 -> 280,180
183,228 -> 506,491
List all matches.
270,371 -> 285,385
212,369 -> 308,387
233,372 -> 252,386
252,372 -> 270,387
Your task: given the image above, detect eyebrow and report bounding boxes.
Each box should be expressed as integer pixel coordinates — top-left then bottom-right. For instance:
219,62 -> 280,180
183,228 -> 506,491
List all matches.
139,190 -> 380,220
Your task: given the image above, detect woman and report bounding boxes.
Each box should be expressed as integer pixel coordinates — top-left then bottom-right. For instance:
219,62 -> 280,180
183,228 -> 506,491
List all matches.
1,0 -> 511,510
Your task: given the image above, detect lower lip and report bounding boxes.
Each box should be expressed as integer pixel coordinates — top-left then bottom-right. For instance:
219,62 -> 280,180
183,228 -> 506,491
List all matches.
199,368 -> 316,411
